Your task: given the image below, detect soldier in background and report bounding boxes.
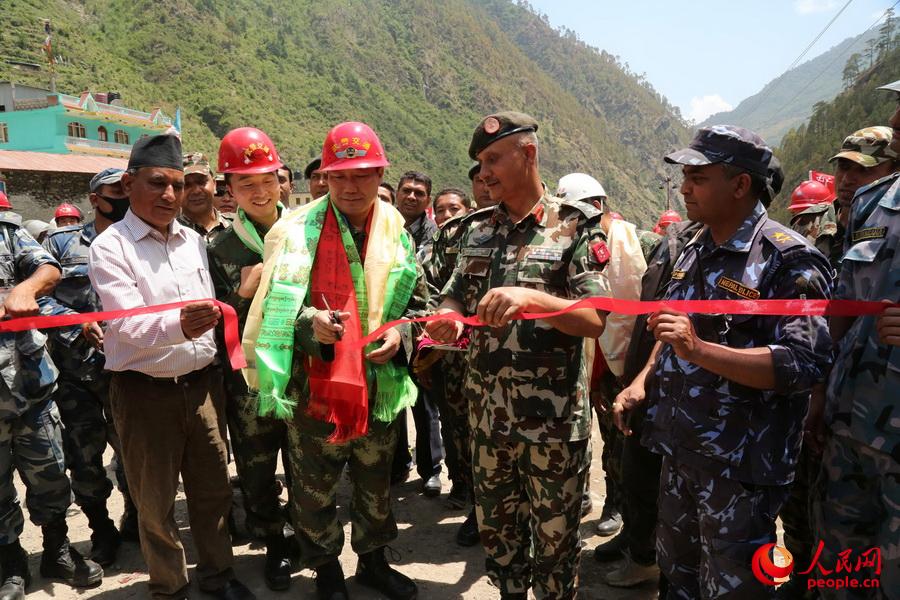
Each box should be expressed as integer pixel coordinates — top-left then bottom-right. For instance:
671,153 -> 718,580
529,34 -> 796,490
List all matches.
213,174 -> 238,215
0,215 -> 104,599
304,156 -> 329,200
276,164 -> 294,205
809,80 -> 900,597
431,187 -> 472,227
617,126 -> 833,597
788,180 -> 837,259
428,112 -> 610,599
179,153 -> 232,243
41,168 -> 134,568
207,127 -> 293,591
378,182 -> 395,204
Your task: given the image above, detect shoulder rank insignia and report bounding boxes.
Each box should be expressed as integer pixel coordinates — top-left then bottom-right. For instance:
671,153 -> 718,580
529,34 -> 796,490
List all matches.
591,241 -> 610,265
771,231 -> 795,244
671,269 -> 686,281
851,226 -> 887,243
715,276 -> 760,300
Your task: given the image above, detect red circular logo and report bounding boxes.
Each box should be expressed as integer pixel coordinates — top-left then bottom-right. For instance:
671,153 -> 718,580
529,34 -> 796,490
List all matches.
483,117 -> 500,134
752,543 -> 794,586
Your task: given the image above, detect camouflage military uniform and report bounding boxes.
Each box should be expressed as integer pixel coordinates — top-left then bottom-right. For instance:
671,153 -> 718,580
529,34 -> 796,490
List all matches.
643,203 -> 834,598
442,194 -> 610,598
284,222 -> 430,569
790,202 -> 839,260
178,209 -> 232,244
41,222 -> 126,508
0,217 -> 70,545
637,228 -> 662,262
813,173 -> 900,597
407,211 -> 438,255
421,212 -> 478,495
207,221 -> 289,540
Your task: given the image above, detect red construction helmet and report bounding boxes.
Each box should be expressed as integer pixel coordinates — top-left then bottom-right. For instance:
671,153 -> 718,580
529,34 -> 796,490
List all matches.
54,203 -> 82,220
789,180 -> 834,214
218,127 -> 284,175
0,192 -> 10,210
320,122 -> 389,172
658,210 -> 682,226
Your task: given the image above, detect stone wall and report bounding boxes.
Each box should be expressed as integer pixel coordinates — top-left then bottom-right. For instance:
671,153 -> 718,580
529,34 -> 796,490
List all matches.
1,170 -> 95,222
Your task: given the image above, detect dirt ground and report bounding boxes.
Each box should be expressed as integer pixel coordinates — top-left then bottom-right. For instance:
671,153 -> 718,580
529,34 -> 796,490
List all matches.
15,417 -> 663,600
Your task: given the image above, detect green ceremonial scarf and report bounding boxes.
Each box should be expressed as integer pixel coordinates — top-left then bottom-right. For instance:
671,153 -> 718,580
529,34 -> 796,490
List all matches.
232,203 -> 285,257
253,197 -> 419,434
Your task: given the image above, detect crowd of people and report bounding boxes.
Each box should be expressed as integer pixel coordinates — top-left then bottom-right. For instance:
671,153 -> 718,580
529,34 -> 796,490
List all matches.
0,77 -> 897,600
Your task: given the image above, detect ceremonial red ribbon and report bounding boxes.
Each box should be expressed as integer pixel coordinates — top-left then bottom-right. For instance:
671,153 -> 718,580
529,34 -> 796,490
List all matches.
0,299 -> 246,371
355,297 -> 896,348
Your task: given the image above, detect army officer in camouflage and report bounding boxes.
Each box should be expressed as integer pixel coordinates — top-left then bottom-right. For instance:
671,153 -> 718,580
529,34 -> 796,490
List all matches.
427,112 -> 611,600
615,126 -> 833,598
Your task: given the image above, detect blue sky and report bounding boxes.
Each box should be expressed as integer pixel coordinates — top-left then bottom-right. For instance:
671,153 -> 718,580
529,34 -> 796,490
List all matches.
528,0 -> 894,122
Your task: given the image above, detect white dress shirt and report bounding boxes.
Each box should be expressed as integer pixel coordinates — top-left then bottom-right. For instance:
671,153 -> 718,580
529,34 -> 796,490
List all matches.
88,210 -> 217,377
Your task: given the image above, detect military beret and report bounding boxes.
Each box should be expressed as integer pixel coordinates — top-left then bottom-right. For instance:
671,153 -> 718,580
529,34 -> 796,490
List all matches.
467,163 -> 480,181
665,125 -> 772,177
128,134 -> 183,172
468,111 -> 539,160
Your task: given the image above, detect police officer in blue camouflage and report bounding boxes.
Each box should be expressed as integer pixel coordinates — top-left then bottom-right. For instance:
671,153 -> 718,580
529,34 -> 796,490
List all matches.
615,125 -> 834,598
0,215 -> 104,600
40,168 -> 134,567
809,79 -> 900,597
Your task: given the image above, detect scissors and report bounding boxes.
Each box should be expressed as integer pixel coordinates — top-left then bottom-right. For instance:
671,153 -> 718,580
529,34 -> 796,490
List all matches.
322,294 -> 343,341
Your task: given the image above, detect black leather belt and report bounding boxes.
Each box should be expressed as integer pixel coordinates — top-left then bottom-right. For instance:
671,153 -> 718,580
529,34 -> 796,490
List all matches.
119,364 -> 214,385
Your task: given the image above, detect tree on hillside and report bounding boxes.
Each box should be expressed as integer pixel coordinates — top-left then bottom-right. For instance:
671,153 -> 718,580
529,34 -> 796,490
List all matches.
842,53 -> 862,88
877,8 -> 896,58
865,37 -> 878,67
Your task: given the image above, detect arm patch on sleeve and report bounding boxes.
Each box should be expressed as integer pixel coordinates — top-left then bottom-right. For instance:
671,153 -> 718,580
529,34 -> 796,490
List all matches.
591,240 -> 610,266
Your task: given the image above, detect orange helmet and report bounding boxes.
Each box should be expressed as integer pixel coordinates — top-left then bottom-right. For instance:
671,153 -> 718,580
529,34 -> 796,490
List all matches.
54,203 -> 82,220
0,191 -> 10,210
320,122 -> 389,172
789,180 -> 834,214
218,127 -> 284,175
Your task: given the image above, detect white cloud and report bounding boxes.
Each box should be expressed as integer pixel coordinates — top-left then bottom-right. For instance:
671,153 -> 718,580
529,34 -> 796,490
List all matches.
687,94 -> 733,123
794,0 -> 838,15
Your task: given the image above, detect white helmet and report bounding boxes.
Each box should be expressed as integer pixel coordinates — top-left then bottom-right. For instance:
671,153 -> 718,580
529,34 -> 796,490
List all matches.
23,219 -> 51,240
556,173 -> 607,204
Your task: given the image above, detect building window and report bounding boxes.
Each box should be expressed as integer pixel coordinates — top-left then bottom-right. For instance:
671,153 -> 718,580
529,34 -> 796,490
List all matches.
68,122 -> 86,138
97,126 -> 108,142
114,129 -> 129,144
0,123 -> 7,143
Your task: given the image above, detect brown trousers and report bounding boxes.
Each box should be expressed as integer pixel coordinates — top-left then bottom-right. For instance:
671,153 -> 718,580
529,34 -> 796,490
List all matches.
109,369 -> 234,599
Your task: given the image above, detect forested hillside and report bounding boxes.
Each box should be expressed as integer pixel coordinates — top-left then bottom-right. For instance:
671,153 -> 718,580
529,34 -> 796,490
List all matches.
0,0 -> 690,225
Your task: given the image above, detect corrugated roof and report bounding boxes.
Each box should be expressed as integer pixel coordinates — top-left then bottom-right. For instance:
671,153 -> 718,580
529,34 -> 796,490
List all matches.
0,149 -> 127,174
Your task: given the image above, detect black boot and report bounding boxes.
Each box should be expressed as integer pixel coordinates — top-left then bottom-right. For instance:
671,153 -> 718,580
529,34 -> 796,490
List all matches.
595,502 -> 623,536
455,508 -> 480,547
0,541 -> 30,600
82,503 -> 121,567
593,532 -> 626,563
39,517 -> 103,588
263,535 -> 292,591
314,559 -> 348,600
119,493 -> 140,543
356,547 -> 416,600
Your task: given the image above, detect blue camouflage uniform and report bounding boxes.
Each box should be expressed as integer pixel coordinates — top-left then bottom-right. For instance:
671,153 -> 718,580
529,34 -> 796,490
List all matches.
813,172 -> 900,597
643,202 -> 834,598
0,215 -> 70,545
42,221 -> 126,508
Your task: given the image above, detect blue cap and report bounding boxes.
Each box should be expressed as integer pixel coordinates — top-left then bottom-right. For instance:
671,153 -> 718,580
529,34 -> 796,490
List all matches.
90,168 -> 125,192
665,125 -> 772,177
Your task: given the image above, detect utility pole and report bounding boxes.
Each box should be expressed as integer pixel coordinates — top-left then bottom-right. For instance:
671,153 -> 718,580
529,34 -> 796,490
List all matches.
659,174 -> 676,211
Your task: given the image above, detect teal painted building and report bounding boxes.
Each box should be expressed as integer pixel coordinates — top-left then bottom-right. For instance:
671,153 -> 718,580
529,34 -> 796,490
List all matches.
0,82 -> 172,159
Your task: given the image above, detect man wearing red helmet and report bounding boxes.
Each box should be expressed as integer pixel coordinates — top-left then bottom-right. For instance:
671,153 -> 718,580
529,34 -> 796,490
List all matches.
54,204 -> 82,228
206,127 -> 293,591
652,209 -> 682,235
243,122 -> 426,600
0,191 -> 11,211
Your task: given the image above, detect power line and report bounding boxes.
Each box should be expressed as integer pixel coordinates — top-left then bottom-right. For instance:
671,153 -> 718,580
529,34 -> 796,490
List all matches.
737,0 -> 855,124
775,0 -> 900,123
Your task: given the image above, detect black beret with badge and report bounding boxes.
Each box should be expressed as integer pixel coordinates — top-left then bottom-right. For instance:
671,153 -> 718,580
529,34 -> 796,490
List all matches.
468,111 -> 539,160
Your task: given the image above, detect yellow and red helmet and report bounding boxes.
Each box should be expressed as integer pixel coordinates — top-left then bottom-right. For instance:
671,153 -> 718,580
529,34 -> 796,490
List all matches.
218,127 -> 284,175
320,122 -> 389,172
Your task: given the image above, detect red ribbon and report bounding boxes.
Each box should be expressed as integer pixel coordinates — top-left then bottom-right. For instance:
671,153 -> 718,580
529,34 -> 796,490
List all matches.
0,299 -> 246,371
355,297 -> 895,348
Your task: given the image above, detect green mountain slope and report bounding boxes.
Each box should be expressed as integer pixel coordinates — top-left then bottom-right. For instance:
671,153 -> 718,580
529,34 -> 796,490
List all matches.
772,46 -> 900,223
700,29 -> 879,146
0,0 -> 689,226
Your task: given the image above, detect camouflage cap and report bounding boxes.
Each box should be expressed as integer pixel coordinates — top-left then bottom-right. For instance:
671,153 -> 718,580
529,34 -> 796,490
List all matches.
877,79 -> 900,93
183,152 -> 214,177
828,126 -> 898,167
665,125 -> 772,177
468,111 -> 539,160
